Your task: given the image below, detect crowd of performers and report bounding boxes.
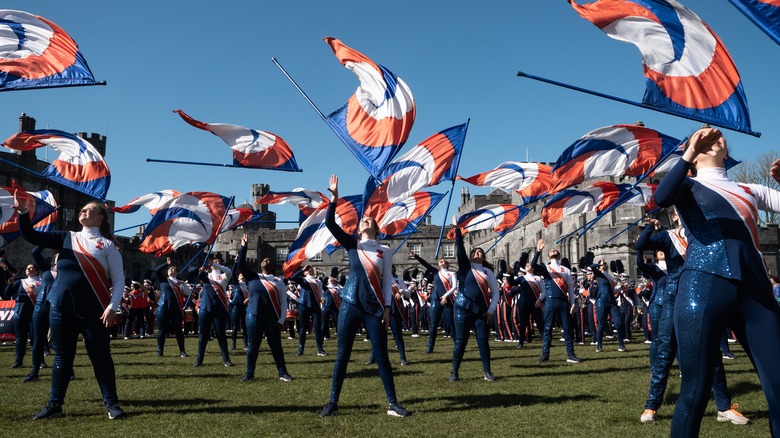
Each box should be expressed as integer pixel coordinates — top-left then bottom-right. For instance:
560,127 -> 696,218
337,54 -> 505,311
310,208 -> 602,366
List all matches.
2,129 -> 780,436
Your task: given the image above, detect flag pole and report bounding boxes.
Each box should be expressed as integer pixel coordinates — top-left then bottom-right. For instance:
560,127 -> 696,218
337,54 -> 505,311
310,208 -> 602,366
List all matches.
603,208 -> 659,245
516,71 -> 761,138
0,81 -> 107,93
146,158 -> 303,172
389,189 -> 449,256
434,119 -> 470,258
271,57 -> 383,185
113,222 -> 146,234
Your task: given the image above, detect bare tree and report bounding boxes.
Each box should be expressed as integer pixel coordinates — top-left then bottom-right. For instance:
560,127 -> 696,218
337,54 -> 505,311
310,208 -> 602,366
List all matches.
730,151 -> 780,226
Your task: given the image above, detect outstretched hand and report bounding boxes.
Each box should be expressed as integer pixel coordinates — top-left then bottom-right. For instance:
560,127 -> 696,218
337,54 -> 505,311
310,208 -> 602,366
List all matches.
771,159 -> 780,185
536,238 -> 545,252
327,174 -> 339,201
11,191 -> 27,214
241,233 -> 248,247
682,128 -> 721,162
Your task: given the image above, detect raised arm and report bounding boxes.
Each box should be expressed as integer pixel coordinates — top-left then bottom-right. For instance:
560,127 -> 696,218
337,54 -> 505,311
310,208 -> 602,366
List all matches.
237,234 -> 259,281
153,258 -> 171,282
412,252 -> 437,274
31,246 -> 50,273
324,174 -> 357,250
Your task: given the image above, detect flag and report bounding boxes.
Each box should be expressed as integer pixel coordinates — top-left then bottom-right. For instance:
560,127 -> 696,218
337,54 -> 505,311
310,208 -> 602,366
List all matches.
377,191 -> 445,239
447,205 -> 531,238
111,190 -> 182,215
542,182 -> 630,227
651,143 -> 741,175
626,183 -> 658,211
0,10 -> 100,91
728,0 -> 780,45
0,181 -> 58,243
220,208 -> 259,231
550,124 -> 680,194
460,162 -> 552,204
139,192 -> 231,257
3,129 -> 110,199
363,123 -> 467,218
324,37 -> 416,180
283,195 -> 362,277
255,188 -> 328,219
174,110 -> 301,171
570,0 -> 753,134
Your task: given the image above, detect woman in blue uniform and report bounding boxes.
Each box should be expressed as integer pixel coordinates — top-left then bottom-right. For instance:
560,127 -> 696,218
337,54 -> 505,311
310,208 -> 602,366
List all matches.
450,221 -> 499,382
319,175 -> 409,418
655,128 -> 780,436
4,261 -> 43,369
193,257 -> 233,368
154,257 -> 189,358
15,197 -> 125,420
25,247 -> 55,382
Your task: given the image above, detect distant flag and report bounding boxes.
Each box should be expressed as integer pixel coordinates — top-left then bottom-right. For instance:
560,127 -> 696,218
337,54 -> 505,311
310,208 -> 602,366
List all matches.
3,129 -> 110,199
0,10 -> 101,91
363,123 -> 467,218
112,190 -> 181,215
139,192 -> 231,257
0,181 -> 57,242
376,191 -> 445,239
570,0 -> 754,135
447,205 -> 531,239
549,124 -> 680,194
542,182 -> 630,227
728,0 -> 780,46
283,195 -> 362,277
324,37 -> 416,181
460,162 -> 552,204
220,208 -> 258,231
174,110 -> 301,171
255,188 -> 328,219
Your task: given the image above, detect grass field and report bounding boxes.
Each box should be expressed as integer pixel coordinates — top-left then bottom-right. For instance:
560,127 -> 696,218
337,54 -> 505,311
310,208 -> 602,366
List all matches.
0,330 -> 772,437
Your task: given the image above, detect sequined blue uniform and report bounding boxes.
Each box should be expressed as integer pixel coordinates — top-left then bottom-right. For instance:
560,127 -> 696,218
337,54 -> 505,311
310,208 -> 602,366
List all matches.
153,263 -> 187,356
589,265 -> 626,351
656,161 -> 780,437
532,251 -> 577,360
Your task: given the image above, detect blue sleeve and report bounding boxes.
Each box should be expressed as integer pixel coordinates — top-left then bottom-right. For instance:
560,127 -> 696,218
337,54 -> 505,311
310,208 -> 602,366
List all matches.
531,251 -> 551,280
455,227 -> 470,278
654,159 -> 693,208
237,245 -> 259,281
19,212 -> 66,250
325,201 -> 356,250
31,246 -> 50,273
153,263 -> 169,282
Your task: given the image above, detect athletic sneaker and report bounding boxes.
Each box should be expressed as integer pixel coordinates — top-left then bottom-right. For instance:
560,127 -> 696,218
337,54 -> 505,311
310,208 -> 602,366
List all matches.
320,401 -> 339,417
483,372 -> 496,381
717,404 -> 749,425
537,356 -> 549,363
387,402 -> 411,417
618,347 -> 628,352
566,356 -> 581,363
23,372 -> 40,383
400,360 -> 409,366
449,372 -> 459,382
240,373 -> 254,383
223,360 -> 234,367
596,347 -> 603,353
279,371 -> 294,382
640,409 -> 656,423
179,351 -> 189,358
32,402 -> 63,420
106,403 -> 124,420
643,340 -> 652,344
317,350 -> 328,356
722,352 -> 736,360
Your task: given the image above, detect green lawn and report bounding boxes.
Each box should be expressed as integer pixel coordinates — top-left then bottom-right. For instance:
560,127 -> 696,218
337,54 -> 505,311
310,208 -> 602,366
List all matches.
0,331 -> 772,437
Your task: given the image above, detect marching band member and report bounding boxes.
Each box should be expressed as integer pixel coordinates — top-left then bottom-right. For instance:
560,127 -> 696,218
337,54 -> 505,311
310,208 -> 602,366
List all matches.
153,257 -> 189,358
193,256 -> 233,368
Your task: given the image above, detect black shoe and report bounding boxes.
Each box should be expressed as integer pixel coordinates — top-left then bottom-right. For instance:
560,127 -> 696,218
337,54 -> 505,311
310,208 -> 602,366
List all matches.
23,372 -> 40,383
387,402 -> 411,417
10,361 -> 22,369
449,372 -> 459,382
516,343 -> 524,349
366,358 -> 376,365
320,401 -> 339,417
70,373 -> 76,381
240,373 -> 254,383
223,360 -> 234,367
400,359 -> 409,366
279,371 -> 294,382
179,351 -> 189,358
567,356 -> 581,363
33,402 -> 63,420
317,350 -> 328,357
155,350 -> 163,357
106,403 -> 124,420
537,356 -> 549,363
424,347 -> 432,354
295,348 -> 303,357
483,371 -> 495,381
596,347 -> 603,353
193,359 -> 203,368
39,361 -> 48,369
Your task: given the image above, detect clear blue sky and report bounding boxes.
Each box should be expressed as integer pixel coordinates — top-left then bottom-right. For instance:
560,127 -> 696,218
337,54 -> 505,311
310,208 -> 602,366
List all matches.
2,1 -> 778,235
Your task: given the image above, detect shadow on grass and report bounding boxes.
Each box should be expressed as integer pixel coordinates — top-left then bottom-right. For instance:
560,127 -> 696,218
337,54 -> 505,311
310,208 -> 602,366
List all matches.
119,397 -> 322,415
406,392 -> 598,412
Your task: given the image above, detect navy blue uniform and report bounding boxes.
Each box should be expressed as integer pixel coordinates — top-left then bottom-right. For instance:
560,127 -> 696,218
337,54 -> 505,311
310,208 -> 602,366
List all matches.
153,262 -> 188,356
195,264 -> 232,365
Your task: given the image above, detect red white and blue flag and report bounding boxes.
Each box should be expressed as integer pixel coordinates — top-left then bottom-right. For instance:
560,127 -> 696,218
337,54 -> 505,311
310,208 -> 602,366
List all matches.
3,129 -> 110,200
283,195 -> 363,277
112,190 -> 182,215
460,162 -> 552,204
139,192 -> 231,257
570,0 -> 753,135
550,124 -> 680,194
0,10 -> 100,91
626,183 -> 658,211
364,123 -> 467,217
255,188 -> 328,220
0,181 -> 58,243
448,205 -> 531,238
728,0 -> 780,46
220,207 -> 259,231
174,110 -> 301,172
324,37 -> 416,181
376,191 -> 445,239
542,181 -> 630,227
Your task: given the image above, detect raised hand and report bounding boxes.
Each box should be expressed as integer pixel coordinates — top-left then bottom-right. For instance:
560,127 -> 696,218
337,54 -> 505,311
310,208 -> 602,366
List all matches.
327,174 -> 339,201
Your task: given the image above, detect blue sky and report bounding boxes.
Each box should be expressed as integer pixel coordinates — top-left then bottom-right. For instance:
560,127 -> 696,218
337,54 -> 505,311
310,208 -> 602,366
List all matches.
2,1 -> 778,235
